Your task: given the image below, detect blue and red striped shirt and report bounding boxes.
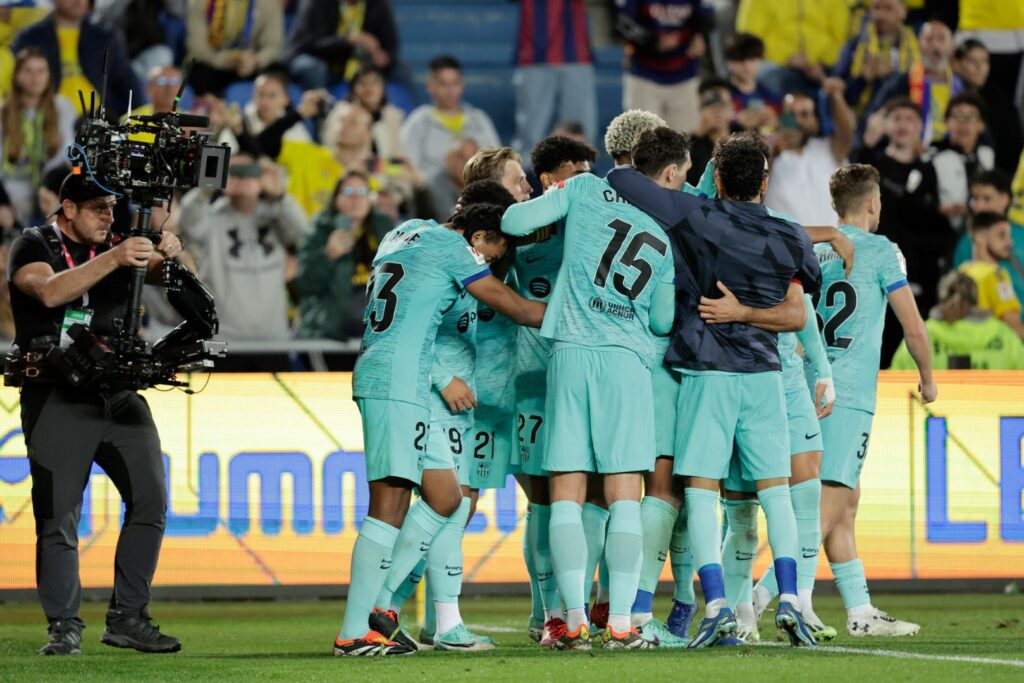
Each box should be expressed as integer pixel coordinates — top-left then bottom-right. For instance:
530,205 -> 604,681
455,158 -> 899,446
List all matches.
516,0 -> 593,66
619,0 -> 711,85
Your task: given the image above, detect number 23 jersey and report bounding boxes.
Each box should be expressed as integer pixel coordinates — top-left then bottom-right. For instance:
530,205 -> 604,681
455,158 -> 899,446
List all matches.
502,173 -> 673,368
814,224 -> 908,414
354,219 -> 491,406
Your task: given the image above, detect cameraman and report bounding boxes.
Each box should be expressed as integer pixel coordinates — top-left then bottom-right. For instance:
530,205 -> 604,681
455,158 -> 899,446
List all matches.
8,173 -> 183,656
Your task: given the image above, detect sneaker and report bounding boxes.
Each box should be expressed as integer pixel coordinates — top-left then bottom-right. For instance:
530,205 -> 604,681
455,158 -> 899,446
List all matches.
333,630 -> 416,656
528,616 -> 544,642
555,623 -> 593,651
423,624 -> 493,649
687,608 -> 738,649
38,620 -> 82,656
368,608 -> 419,652
540,617 -> 566,649
802,607 -> 837,641
590,602 -> 609,633
637,618 -> 688,648
102,613 -> 181,653
666,600 -> 697,639
847,607 -> 920,637
603,625 -> 656,650
434,623 -> 496,652
775,601 -> 817,647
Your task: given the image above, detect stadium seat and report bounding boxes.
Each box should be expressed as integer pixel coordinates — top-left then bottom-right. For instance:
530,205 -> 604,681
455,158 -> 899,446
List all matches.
394,4 -> 517,45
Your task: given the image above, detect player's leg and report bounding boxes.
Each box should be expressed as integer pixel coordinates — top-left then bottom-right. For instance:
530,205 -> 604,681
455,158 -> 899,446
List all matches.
583,476 -> 609,629
721,459 -> 760,643
667,504 -> 697,638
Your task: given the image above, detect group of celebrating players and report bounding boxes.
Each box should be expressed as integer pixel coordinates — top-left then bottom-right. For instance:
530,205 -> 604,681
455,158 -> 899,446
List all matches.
333,108 -> 939,656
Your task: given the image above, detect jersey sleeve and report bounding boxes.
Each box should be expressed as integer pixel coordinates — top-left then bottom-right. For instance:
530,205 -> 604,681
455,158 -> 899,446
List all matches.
441,232 -> 492,288
793,228 -> 822,296
876,239 -> 910,293
605,165 -> 704,230
501,175 -> 581,236
8,232 -> 53,277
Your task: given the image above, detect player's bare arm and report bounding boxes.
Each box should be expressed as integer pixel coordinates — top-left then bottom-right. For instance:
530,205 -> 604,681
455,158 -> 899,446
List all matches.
805,226 -> 855,277
699,281 -> 806,332
466,275 -> 546,328
888,285 -> 937,403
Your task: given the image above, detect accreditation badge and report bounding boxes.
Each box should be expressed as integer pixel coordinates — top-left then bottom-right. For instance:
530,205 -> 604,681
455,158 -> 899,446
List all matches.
59,307 -> 94,348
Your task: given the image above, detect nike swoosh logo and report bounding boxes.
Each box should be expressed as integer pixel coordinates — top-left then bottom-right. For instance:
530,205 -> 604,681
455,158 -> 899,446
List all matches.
804,433 -> 820,440
446,570 -> 463,577
801,551 -> 818,559
657,552 -> 668,562
521,253 -> 545,264
379,561 -> 392,570
419,543 -> 430,552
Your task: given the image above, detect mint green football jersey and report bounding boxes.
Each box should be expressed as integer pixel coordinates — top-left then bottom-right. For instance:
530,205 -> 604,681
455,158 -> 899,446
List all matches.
813,224 -> 908,413
475,297 -> 518,416
513,223 -> 564,391
354,219 -> 491,406
502,174 -> 674,368
428,291 -> 477,430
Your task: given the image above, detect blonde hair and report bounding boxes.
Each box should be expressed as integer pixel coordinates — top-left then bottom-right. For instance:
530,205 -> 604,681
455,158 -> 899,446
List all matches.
604,109 -> 667,161
463,146 -> 520,185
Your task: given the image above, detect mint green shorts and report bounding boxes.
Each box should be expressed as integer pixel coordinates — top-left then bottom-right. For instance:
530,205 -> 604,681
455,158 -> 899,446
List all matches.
424,419 -> 471,486
469,405 -> 517,489
675,371 -> 788,482
820,405 -> 874,488
356,398 -> 430,484
516,394 -> 548,476
652,361 -> 681,458
543,346 -> 656,474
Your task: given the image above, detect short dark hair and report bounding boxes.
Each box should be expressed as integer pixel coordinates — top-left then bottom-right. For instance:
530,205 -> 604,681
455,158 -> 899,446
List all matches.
968,211 -> 1008,233
256,68 -> 290,91
945,91 -> 988,122
724,32 -> 765,61
531,135 -> 597,176
553,120 -> 586,137
429,55 -> 461,74
458,179 -> 516,210
829,164 -> 880,217
955,38 -> 987,61
450,202 -> 505,243
969,168 -> 1012,195
883,95 -> 923,119
633,127 -> 690,179
699,77 -> 732,97
712,132 -> 769,201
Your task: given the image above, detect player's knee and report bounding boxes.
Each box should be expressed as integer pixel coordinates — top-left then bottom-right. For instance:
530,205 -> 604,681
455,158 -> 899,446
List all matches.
427,489 -> 463,518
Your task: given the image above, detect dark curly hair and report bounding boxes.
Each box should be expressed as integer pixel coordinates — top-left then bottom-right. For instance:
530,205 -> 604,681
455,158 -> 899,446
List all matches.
458,179 -> 516,210
530,135 -> 597,176
712,132 -> 770,201
633,127 -> 690,179
450,202 -> 506,244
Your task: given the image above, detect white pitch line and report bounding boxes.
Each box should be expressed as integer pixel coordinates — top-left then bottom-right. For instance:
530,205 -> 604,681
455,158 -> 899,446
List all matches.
755,641 -> 1024,668
465,624 -> 521,633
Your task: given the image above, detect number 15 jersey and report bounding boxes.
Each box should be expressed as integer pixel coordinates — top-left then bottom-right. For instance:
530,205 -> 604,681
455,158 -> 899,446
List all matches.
354,219 -> 491,407
502,173 -> 674,369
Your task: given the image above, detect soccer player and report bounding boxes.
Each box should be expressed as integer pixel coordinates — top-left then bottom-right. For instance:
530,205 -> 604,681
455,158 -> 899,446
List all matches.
607,131 -> 821,649
790,164 -> 934,636
335,204 -> 545,656
513,134 -> 597,647
501,128 -> 682,651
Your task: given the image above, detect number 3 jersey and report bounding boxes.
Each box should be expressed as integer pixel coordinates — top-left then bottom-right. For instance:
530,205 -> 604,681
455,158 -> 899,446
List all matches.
814,224 -> 908,414
354,219 -> 491,407
501,173 -> 673,368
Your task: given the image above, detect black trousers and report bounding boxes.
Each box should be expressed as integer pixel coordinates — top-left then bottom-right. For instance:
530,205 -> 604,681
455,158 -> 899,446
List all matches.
22,385 -> 166,625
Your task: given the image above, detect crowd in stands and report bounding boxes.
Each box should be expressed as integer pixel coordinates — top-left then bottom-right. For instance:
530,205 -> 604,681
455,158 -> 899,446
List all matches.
0,0 -> 1021,370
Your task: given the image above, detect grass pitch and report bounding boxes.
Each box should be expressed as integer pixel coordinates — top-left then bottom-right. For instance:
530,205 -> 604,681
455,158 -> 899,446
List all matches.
1,594 -> 1022,681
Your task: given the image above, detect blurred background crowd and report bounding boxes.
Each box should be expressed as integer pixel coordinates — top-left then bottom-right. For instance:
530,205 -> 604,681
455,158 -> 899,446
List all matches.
0,0 -> 1022,370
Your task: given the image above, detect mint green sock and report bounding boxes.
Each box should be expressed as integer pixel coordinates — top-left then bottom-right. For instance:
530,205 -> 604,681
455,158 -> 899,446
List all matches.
529,504 -> 561,612
831,559 -> 871,610
426,497 -> 471,605
756,484 -> 798,563
340,516 -> 399,638
582,502 -> 609,602
524,508 -> 544,623
389,558 -> 425,613
638,496 -> 677,594
376,499 -> 447,609
550,500 -> 587,610
683,488 -> 722,571
670,507 -> 695,603
791,479 -> 822,591
721,499 -> 759,609
755,564 -> 779,599
606,500 -> 643,621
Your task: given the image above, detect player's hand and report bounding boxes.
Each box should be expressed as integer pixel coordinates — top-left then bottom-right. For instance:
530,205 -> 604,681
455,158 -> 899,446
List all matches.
112,237 -> 154,267
156,232 -> 182,260
919,379 -> 938,404
440,376 -> 477,413
814,377 -> 836,418
830,229 -> 856,278
699,281 -> 747,324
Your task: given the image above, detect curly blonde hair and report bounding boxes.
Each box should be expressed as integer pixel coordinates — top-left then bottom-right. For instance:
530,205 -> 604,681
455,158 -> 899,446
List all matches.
604,109 -> 667,162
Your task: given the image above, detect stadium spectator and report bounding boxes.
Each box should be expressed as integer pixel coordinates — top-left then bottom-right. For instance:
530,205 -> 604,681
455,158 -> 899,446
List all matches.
615,0 -> 713,134
295,170 -> 393,341
855,96 -> 954,363
868,21 -> 963,144
954,170 -> 1024,307
399,56 -> 500,180
178,153 -> 308,341
687,78 -> 732,186
764,78 -> 855,226
724,32 -> 779,132
123,64 -> 181,118
0,2 -> 49,101
735,0 -> 849,95
242,70 -> 310,140
425,137 -> 478,222
956,0 -> 1024,124
286,0 -> 397,91
0,47 -> 76,225
512,0 -> 596,157
928,92 -> 995,231
11,0 -> 140,117
958,211 -> 1024,339
891,271 -> 1024,370
834,0 -> 919,116
322,64 -> 404,161
0,177 -> 17,236
954,39 -> 1023,174
551,119 -> 587,143
184,0 -> 283,96
93,0 -> 174,85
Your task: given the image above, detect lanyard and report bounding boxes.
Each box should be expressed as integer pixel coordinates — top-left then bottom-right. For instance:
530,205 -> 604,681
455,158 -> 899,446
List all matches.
52,224 -> 96,307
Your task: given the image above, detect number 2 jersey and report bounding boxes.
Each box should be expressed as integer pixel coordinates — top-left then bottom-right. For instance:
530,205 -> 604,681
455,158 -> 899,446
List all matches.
814,224 -> 908,414
354,219 -> 491,407
501,173 -> 674,368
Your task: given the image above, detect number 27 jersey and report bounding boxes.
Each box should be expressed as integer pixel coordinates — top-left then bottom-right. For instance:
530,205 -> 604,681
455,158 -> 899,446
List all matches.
354,219 -> 491,407
502,173 -> 673,368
